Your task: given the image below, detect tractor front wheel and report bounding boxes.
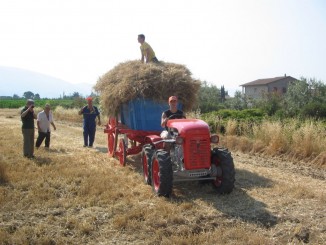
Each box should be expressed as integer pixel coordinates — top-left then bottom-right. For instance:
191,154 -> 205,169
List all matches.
211,147 -> 235,194
151,150 -> 173,197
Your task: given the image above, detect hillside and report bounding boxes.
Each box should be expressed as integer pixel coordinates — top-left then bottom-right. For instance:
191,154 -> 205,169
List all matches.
0,66 -> 93,98
0,108 -> 325,244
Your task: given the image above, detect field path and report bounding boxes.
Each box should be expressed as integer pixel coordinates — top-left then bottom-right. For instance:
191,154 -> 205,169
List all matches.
0,109 -> 325,244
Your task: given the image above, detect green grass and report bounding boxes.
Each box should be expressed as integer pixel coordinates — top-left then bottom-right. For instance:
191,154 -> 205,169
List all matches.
0,98 -> 84,109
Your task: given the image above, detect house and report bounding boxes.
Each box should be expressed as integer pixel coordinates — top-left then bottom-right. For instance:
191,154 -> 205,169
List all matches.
240,75 -> 297,99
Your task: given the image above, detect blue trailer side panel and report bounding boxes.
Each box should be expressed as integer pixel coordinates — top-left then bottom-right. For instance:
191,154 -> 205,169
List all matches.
120,98 -> 182,131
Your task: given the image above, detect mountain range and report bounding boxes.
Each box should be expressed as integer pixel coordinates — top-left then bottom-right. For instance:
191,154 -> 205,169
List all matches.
0,66 -> 94,98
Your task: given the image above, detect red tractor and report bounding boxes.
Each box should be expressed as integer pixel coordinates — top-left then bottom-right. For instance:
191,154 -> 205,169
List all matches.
104,98 -> 235,197
141,114 -> 235,197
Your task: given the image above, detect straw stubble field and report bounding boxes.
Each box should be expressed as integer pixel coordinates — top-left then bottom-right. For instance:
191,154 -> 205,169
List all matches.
0,109 -> 325,244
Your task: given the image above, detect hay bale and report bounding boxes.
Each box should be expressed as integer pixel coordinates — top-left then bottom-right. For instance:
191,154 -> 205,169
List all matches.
94,60 -> 201,116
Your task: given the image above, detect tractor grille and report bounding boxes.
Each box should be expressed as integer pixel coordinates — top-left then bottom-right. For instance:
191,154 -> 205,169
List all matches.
188,139 -> 210,168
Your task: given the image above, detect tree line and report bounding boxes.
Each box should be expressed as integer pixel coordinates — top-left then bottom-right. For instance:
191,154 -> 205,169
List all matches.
1,91 -> 88,100
199,77 -> 326,119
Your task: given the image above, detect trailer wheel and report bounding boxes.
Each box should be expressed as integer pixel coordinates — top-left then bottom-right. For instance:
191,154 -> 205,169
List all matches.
141,144 -> 154,185
116,138 -> 126,166
211,147 -> 235,194
151,150 -> 173,197
108,128 -> 118,157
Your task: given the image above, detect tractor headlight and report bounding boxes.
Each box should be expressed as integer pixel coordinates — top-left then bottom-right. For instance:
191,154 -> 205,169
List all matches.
210,134 -> 219,143
175,136 -> 184,145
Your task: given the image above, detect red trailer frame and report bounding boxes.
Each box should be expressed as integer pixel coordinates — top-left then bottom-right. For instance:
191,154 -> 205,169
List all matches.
104,116 -> 161,166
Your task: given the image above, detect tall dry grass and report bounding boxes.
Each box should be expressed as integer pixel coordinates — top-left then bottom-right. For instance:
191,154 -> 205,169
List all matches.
291,120 -> 325,158
53,106 -> 81,122
52,108 -> 326,166
53,106 -> 108,125
222,118 -> 326,166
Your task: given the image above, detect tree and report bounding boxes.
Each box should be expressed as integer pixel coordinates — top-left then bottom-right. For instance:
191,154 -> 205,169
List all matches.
284,78 -> 310,117
220,85 -> 226,103
72,96 -> 85,108
13,94 -> 20,99
198,81 -> 222,113
227,91 -> 248,110
256,92 -> 282,116
72,92 -> 80,98
34,93 -> 41,100
23,91 -> 34,99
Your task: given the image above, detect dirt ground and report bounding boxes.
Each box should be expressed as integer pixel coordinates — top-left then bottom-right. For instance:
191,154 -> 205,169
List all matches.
0,109 -> 325,244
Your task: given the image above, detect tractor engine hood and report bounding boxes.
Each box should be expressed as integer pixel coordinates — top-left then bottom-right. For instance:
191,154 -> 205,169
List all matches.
168,119 -> 211,170
167,119 -> 210,136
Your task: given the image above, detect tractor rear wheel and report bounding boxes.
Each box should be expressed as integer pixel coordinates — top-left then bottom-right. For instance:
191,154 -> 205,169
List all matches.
141,144 -> 154,185
151,150 -> 173,197
116,138 -> 127,166
211,147 -> 235,194
108,128 -> 118,157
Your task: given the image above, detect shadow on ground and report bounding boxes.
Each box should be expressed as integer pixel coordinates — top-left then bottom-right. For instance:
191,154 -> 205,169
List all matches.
95,147 -> 108,153
32,156 -> 53,166
126,153 -> 278,228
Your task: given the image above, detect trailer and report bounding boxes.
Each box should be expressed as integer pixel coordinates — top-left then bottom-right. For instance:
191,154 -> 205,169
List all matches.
104,98 -> 167,166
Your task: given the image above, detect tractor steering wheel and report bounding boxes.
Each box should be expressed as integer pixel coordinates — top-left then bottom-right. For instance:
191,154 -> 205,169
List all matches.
165,113 -> 185,130
168,113 -> 185,120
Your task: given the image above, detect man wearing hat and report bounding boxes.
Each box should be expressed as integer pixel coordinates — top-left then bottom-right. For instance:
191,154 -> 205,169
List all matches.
78,97 -> 101,147
21,99 -> 37,158
160,95 -> 185,139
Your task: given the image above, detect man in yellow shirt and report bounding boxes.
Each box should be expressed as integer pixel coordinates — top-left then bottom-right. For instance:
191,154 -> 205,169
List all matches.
138,34 -> 159,63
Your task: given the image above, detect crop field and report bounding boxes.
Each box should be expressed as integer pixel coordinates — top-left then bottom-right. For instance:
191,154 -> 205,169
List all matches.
0,108 -> 325,244
0,99 -> 80,109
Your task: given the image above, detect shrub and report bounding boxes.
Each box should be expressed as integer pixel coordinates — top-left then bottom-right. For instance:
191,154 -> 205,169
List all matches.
301,102 -> 326,118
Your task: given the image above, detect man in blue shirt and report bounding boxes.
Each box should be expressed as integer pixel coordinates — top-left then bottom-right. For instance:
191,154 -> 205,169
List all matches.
78,97 -> 101,147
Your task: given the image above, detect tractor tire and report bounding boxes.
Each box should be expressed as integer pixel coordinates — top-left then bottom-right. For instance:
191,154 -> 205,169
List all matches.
151,150 -> 173,197
141,144 -> 154,185
211,147 -> 235,194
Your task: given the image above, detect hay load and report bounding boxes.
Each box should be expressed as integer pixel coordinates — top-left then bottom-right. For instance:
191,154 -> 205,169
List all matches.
94,60 -> 201,116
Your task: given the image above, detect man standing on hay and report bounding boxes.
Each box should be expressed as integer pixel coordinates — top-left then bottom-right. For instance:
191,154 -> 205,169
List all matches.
78,97 -> 101,148
138,34 -> 159,63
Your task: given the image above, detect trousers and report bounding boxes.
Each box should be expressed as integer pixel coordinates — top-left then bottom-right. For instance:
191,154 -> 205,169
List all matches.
36,131 -> 51,148
83,125 -> 96,146
22,128 -> 34,157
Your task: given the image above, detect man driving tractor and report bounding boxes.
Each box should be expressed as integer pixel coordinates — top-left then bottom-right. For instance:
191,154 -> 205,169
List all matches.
160,95 -> 185,139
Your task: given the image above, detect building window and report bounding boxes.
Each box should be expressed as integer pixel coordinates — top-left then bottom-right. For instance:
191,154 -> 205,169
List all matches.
282,87 -> 287,93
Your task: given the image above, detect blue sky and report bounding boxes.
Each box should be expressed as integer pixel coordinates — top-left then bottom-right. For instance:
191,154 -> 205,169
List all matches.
1,0 -> 326,95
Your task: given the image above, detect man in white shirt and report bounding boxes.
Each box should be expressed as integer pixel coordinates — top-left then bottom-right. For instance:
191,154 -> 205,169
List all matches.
36,104 -> 56,148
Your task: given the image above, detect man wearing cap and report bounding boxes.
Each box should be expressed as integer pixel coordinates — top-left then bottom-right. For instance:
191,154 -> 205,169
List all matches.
36,104 -> 56,149
160,96 -> 185,139
21,99 -> 37,158
78,97 -> 101,147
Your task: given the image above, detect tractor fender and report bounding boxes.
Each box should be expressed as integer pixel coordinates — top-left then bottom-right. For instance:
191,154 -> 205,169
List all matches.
144,135 -> 164,149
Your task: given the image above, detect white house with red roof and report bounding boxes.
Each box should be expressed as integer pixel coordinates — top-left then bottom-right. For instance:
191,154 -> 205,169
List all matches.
240,74 -> 298,98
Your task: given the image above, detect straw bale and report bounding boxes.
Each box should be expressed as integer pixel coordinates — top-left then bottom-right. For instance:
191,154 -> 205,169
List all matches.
94,60 -> 201,115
